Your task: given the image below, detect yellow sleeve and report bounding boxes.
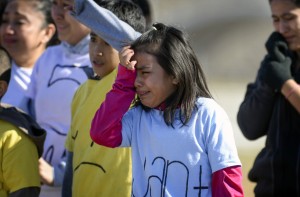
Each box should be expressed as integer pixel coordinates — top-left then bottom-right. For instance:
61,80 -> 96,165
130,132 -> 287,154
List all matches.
1,124 -> 40,193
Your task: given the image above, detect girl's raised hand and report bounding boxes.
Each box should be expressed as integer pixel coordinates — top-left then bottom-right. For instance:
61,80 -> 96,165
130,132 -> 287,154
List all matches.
119,46 -> 137,70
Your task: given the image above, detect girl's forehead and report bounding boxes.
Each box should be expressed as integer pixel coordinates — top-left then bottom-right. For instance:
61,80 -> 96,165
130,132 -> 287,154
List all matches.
134,52 -> 157,65
134,51 -> 155,59
134,52 -> 162,70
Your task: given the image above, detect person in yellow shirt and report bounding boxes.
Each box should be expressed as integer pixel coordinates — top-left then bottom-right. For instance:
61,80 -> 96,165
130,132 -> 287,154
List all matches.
62,1 -> 146,196
0,103 -> 46,197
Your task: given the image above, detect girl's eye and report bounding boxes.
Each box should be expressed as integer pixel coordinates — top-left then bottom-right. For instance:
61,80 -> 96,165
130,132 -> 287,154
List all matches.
142,71 -> 150,75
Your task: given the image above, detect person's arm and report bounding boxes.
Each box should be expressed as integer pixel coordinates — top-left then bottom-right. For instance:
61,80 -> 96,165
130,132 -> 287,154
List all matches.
90,47 -> 136,147
62,151 -> 73,197
90,65 -> 135,147
238,32 -> 293,140
237,59 -> 276,140
281,79 -> 300,113
38,158 -> 54,185
66,0 -> 141,52
39,157 -> 66,186
212,166 -> 244,197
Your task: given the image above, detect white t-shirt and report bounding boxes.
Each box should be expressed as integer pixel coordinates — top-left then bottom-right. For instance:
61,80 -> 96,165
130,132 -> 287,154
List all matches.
2,62 -> 32,113
121,97 -> 241,197
26,39 -> 92,196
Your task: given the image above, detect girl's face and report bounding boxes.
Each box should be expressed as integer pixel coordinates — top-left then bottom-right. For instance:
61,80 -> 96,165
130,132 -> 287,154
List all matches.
89,32 -> 119,78
271,0 -> 300,51
0,0 -> 49,61
134,52 -> 178,108
51,0 -> 90,45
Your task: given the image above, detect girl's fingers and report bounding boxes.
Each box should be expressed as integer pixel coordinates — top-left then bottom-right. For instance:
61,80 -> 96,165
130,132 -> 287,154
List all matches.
119,46 -> 136,70
120,49 -> 134,67
127,60 -> 137,70
120,45 -> 131,54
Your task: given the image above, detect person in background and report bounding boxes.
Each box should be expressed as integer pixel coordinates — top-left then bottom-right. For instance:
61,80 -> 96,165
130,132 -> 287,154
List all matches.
0,102 -> 46,197
0,0 -> 56,113
62,1 -> 146,196
26,0 -> 92,196
237,0 -> 300,196
0,48 -> 10,99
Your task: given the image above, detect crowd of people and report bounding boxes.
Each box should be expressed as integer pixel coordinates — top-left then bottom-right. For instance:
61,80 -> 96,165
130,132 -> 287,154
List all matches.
0,0 -> 299,196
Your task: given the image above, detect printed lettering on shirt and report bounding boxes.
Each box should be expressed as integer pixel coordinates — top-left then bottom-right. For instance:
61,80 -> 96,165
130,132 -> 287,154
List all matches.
132,156 -> 209,197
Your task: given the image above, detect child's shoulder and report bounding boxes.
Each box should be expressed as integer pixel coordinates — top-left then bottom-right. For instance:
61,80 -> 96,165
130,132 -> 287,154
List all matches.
196,97 -> 217,108
195,97 -> 228,117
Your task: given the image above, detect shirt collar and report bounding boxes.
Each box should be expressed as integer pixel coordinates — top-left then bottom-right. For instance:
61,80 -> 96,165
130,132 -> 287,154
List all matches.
61,35 -> 90,55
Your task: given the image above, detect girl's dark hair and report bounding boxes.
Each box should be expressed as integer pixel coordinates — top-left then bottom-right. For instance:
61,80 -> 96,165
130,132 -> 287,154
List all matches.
269,0 -> 300,6
131,23 -> 212,126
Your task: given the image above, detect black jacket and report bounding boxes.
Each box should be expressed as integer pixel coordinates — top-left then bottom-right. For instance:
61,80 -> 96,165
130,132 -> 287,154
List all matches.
237,60 -> 300,197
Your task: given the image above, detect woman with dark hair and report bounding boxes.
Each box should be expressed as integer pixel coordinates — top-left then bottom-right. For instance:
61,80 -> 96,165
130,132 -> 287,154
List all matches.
237,0 -> 300,196
0,0 -> 56,113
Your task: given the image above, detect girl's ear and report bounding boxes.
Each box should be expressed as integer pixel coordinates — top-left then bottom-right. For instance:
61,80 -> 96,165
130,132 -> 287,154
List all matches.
41,24 -> 56,44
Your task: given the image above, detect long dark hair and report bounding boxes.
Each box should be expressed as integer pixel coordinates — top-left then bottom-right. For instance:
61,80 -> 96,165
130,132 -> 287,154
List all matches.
131,23 -> 212,126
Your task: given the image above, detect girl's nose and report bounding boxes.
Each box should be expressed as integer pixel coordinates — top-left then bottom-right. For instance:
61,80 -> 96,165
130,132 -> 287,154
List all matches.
134,75 -> 142,88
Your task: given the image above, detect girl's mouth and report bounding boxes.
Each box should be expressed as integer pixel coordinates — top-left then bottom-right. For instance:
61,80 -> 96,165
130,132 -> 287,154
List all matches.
137,91 -> 149,99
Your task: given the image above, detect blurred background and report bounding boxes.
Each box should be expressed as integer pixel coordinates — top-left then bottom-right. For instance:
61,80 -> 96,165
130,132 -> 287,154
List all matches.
149,0 -> 273,196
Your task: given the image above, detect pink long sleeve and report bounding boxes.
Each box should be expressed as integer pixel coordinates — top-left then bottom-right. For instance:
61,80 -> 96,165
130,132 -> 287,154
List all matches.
212,166 -> 244,197
90,65 -> 136,147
